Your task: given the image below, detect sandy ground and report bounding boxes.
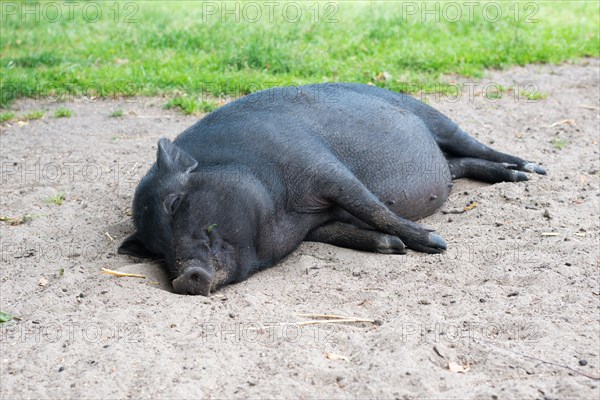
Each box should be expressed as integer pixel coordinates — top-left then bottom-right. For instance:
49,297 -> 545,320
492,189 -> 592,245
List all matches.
0,59 -> 599,400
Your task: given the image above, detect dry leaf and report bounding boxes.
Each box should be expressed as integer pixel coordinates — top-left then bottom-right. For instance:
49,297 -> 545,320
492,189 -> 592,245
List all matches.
448,361 -> 470,373
375,71 -> 392,82
463,202 -> 479,212
548,119 -> 576,128
325,352 -> 350,362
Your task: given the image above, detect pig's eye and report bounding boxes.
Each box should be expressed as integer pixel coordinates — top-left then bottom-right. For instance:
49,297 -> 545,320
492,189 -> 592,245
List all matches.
170,197 -> 181,214
164,194 -> 182,216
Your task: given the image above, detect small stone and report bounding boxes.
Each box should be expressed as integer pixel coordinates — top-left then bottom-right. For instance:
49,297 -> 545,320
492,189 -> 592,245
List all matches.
579,359 -> 588,366
336,376 -> 347,388
507,291 -> 519,297
58,366 -> 64,372
61,288 -> 67,293
247,381 -> 257,386
565,262 -> 572,266
419,299 -> 431,305
78,293 -> 85,298
229,313 -> 235,319
479,298 -> 486,303
373,319 -> 383,326
543,209 -> 551,219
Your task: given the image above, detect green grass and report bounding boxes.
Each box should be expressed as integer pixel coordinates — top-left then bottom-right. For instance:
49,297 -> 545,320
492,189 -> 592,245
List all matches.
0,214 -> 39,225
110,109 -> 124,118
53,108 -> 72,118
24,110 -> 44,120
551,138 -> 567,150
0,310 -> 12,324
1,1 -> 598,107
46,193 -> 65,206
523,90 -> 549,100
165,96 -> 218,115
0,112 -> 15,122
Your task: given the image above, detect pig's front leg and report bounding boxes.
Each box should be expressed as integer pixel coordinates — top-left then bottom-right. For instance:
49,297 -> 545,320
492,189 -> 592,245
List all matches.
305,221 -> 407,254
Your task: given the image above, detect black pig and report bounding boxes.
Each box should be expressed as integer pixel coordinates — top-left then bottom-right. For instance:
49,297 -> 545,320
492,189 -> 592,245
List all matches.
118,83 -> 545,295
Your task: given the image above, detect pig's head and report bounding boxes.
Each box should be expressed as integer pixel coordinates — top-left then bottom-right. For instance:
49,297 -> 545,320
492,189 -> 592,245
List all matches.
119,138 -> 259,296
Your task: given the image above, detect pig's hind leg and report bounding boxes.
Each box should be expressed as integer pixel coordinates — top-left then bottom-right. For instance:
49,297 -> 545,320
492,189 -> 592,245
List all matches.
447,157 -> 530,183
353,85 -> 546,175
430,121 -> 546,175
305,222 -> 407,254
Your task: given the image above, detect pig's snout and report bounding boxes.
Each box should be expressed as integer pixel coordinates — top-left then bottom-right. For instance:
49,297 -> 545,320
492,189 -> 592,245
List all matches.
172,265 -> 214,296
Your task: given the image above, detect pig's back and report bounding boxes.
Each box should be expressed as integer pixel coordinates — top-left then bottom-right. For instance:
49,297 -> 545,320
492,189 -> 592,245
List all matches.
174,84 -> 451,219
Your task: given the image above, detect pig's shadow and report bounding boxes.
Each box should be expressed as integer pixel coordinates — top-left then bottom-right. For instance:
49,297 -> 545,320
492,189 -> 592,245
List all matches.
114,258 -> 173,293
109,221 -> 174,293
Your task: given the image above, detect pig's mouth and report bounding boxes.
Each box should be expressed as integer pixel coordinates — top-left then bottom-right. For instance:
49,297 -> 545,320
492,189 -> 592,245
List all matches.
172,261 -> 216,296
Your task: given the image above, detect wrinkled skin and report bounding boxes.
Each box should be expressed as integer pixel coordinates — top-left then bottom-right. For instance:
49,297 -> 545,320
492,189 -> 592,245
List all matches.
119,83 -> 545,295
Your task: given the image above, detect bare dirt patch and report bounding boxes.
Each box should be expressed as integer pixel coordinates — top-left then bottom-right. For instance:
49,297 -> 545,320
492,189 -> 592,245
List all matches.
1,59 -> 599,399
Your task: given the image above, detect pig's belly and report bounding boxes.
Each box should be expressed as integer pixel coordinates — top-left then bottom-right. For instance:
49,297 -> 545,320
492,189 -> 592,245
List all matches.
366,159 -> 452,221
321,105 -> 452,221
343,135 -> 452,221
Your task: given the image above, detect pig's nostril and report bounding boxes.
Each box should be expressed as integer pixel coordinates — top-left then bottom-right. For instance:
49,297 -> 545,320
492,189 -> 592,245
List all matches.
184,267 -> 211,282
172,266 -> 215,296
189,271 -> 201,281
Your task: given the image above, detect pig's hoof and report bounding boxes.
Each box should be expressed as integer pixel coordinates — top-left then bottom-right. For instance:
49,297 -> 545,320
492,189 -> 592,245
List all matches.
375,235 -> 406,254
511,171 -> 529,182
427,233 -> 447,251
521,162 -> 547,175
408,233 -> 447,254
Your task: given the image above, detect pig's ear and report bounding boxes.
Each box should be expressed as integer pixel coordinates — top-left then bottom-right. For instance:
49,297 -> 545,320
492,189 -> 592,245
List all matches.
157,138 -> 198,174
118,233 -> 154,258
